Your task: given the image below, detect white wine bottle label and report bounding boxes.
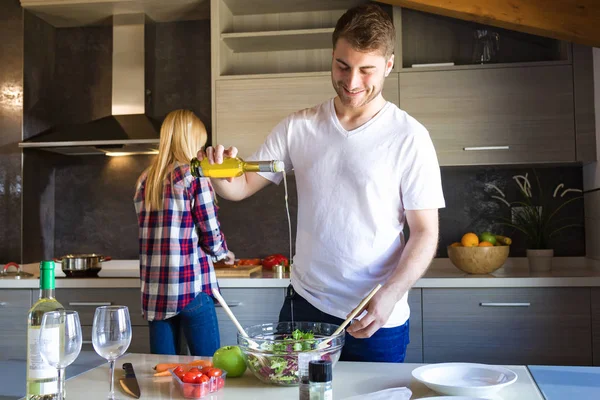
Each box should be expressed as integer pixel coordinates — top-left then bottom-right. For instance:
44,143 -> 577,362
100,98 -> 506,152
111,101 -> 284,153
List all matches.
28,326 -> 59,392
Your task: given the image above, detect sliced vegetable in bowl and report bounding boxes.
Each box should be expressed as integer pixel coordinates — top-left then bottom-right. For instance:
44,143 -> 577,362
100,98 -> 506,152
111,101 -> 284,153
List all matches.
238,322 -> 344,386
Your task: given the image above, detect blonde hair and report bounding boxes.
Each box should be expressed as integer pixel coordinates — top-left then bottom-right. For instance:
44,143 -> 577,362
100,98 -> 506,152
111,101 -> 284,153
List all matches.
332,4 -> 395,59
144,109 -> 208,211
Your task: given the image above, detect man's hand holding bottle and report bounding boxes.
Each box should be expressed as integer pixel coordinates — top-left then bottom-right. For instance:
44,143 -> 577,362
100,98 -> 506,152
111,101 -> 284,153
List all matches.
197,145 -> 239,182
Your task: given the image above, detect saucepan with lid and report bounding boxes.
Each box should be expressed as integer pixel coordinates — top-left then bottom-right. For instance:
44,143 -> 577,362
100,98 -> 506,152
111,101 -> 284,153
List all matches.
0,262 -> 34,279
55,254 -> 112,278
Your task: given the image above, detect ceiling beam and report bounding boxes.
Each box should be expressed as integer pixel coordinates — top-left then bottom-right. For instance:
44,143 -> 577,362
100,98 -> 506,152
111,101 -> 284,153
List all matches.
377,0 -> 600,47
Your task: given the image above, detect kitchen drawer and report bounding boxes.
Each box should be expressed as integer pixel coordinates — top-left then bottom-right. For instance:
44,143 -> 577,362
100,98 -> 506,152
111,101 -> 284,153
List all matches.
216,288 -> 285,346
57,288 -> 145,326
405,289 -> 423,363
423,288 -> 592,365
0,290 -> 32,361
81,325 -> 150,354
592,288 -> 600,366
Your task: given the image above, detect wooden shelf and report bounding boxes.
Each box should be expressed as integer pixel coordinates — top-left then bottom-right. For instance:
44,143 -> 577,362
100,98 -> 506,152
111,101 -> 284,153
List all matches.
400,60 -> 572,73
217,71 -> 331,80
222,28 -> 334,52
221,0 -> 363,15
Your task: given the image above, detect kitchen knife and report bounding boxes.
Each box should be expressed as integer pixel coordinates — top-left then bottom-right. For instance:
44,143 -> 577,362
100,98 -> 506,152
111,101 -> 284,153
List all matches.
119,362 -> 141,399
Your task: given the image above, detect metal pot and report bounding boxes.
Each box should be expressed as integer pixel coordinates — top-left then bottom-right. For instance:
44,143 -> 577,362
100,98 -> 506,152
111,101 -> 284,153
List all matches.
55,254 -> 112,278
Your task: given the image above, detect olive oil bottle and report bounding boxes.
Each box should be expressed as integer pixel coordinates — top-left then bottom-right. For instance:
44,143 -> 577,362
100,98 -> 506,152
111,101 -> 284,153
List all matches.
190,156 -> 284,179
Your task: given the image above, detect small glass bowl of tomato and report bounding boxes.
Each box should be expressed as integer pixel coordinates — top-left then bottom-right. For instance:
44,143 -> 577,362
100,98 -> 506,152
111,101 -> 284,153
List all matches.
170,365 -> 227,399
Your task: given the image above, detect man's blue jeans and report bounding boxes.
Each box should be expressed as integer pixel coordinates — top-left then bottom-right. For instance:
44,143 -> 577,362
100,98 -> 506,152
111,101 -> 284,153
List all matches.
148,292 -> 220,356
278,285 -> 410,362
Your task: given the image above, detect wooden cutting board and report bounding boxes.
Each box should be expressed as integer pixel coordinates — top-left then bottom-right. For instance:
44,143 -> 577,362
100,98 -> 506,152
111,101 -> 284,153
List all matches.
215,265 -> 262,277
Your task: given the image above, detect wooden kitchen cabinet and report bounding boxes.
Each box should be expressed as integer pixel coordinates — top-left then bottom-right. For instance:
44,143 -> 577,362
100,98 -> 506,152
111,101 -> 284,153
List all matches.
399,65 -> 576,166
215,74 -> 399,158
215,288 -> 285,346
422,288 -> 592,365
58,288 -> 150,354
0,290 -> 32,361
592,288 -> 600,366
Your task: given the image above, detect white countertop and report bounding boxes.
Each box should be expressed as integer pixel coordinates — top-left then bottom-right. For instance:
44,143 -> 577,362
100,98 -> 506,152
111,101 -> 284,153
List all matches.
54,353 -> 544,400
3,257 -> 600,289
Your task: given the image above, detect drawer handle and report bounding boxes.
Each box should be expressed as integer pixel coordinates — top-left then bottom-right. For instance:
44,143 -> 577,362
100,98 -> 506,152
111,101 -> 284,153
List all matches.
463,146 -> 510,151
68,302 -> 112,307
215,301 -> 241,308
480,302 -> 531,307
0,302 -> 7,307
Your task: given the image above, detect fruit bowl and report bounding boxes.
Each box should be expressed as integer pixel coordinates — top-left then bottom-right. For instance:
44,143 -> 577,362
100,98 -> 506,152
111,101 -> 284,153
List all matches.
238,321 -> 344,386
447,245 -> 510,274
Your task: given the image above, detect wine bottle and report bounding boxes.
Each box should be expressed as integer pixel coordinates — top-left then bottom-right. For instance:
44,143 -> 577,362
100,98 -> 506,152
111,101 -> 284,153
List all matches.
26,260 -> 64,400
190,156 -> 285,179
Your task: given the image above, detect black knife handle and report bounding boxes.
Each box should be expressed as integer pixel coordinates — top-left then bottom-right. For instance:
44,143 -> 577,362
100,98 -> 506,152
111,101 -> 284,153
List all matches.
123,363 -> 136,378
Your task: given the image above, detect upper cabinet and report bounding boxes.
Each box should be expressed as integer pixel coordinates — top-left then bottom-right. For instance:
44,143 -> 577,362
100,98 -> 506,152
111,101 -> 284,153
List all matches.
399,65 -> 576,166
211,0 -> 379,78
399,8 -> 571,70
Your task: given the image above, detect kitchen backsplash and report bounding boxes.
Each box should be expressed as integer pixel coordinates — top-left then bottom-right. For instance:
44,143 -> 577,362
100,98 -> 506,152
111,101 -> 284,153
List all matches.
22,151 -> 585,261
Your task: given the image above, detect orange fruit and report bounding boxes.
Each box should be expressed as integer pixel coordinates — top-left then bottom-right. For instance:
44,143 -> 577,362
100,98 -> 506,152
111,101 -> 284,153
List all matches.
461,232 -> 479,247
478,241 -> 493,247
450,242 -> 462,247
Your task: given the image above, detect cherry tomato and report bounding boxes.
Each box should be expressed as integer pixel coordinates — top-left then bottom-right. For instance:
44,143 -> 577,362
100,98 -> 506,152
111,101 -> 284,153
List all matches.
194,386 -> 208,398
173,365 -> 184,375
182,372 -> 197,384
183,384 -> 195,398
202,367 -> 223,377
216,376 -> 225,390
196,374 -> 210,384
188,367 -> 202,375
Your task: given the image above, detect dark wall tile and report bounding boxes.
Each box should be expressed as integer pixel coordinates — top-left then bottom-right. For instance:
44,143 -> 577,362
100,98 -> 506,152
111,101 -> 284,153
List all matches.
147,20 -> 212,136
53,25 -> 112,124
23,11 -> 55,139
0,0 -> 23,263
438,165 -> 585,257
22,150 -> 58,263
53,155 -> 152,258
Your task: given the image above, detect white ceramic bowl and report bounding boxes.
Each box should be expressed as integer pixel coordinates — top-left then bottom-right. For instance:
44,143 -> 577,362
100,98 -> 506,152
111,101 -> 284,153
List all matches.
412,362 -> 517,397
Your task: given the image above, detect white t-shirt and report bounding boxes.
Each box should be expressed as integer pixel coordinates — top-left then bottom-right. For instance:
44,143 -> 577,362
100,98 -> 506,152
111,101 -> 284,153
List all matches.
249,99 -> 445,327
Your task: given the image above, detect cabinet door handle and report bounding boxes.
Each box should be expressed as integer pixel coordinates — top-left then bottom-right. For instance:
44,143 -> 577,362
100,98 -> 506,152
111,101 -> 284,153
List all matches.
464,146 -> 510,151
82,340 -> 93,344
480,302 -> 531,307
215,301 -> 241,308
0,302 -> 7,307
68,302 -> 112,307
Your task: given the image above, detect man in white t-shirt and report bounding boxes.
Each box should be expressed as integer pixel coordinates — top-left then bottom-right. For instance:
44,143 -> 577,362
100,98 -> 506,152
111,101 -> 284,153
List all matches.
199,4 -> 445,362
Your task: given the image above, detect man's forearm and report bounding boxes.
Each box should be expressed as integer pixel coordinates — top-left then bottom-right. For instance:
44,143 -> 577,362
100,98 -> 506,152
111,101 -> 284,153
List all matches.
385,229 -> 439,301
210,176 -> 248,201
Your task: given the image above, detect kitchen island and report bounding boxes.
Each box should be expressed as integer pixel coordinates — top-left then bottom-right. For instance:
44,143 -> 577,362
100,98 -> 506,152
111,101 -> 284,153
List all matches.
53,353 -> 544,400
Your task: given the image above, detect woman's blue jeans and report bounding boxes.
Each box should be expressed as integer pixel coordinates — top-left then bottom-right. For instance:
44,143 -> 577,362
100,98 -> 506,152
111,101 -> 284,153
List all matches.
148,292 -> 220,356
278,285 -> 410,362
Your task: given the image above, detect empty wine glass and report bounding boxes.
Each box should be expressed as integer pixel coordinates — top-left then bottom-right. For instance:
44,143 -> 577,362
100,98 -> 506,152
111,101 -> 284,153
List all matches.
92,306 -> 132,400
39,310 -> 83,400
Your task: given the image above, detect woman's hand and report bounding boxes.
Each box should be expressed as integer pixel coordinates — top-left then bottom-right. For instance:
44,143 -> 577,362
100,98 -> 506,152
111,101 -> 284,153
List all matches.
223,250 -> 236,265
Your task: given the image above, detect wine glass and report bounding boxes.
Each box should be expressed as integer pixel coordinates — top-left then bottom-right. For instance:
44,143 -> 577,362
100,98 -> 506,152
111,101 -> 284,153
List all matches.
92,306 -> 132,399
39,310 -> 83,400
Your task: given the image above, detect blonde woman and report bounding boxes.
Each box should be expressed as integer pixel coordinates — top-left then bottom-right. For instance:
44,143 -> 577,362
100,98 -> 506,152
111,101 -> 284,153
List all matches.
134,109 -> 234,355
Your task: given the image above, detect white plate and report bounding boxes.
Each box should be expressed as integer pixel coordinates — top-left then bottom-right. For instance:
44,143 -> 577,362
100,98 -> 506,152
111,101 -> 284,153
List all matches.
412,362 -> 517,397
419,397 -> 487,400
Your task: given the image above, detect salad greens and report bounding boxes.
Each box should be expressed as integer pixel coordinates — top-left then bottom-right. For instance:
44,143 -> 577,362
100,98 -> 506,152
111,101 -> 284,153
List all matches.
246,329 -> 333,385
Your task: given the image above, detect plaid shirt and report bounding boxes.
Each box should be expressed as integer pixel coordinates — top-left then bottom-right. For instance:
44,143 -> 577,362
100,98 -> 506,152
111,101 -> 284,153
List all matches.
134,162 -> 228,321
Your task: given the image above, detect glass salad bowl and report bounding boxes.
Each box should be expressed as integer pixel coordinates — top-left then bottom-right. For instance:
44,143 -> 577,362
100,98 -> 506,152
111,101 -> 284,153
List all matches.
237,321 -> 344,386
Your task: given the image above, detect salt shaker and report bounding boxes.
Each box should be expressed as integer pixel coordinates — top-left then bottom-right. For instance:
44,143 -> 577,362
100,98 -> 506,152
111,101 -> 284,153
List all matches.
308,360 -> 332,400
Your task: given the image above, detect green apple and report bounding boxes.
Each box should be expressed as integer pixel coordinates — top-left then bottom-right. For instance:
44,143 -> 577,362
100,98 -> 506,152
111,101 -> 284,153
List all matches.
479,232 -> 497,245
212,345 -> 247,378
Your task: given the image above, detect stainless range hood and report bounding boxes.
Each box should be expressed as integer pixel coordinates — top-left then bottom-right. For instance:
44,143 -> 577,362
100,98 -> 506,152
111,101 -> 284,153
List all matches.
19,14 -> 161,156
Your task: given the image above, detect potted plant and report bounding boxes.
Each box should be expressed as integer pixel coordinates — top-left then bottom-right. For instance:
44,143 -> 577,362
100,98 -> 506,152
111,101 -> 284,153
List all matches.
487,172 -> 582,272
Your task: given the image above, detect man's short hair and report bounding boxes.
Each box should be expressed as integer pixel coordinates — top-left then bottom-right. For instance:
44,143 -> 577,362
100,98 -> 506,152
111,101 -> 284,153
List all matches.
332,4 -> 396,59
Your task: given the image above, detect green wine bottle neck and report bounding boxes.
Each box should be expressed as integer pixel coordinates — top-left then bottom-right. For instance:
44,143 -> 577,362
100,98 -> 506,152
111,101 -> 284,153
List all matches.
39,260 -> 56,297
